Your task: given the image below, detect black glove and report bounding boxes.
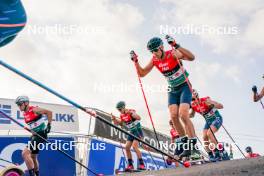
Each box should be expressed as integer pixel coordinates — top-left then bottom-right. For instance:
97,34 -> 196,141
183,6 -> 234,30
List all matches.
45,122 -> 51,134
252,85 -> 257,93
165,35 -> 180,49
130,50 -> 138,63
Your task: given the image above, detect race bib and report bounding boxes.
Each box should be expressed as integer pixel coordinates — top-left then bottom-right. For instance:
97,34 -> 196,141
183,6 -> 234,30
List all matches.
126,121 -> 140,129
166,69 -> 185,81
203,109 -> 217,119
28,117 -> 46,130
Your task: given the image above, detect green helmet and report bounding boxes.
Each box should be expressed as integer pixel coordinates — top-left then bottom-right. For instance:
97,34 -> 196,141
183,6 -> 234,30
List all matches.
15,96 -> 29,105
147,37 -> 163,52
245,146 -> 252,153
116,101 -> 125,109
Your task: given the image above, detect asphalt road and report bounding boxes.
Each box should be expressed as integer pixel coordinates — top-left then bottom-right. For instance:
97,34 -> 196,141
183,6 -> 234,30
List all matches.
126,157 -> 264,176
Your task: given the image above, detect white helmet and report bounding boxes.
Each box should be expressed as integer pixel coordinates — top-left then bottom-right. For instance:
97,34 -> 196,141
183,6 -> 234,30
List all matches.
192,89 -> 199,97
15,96 -> 29,105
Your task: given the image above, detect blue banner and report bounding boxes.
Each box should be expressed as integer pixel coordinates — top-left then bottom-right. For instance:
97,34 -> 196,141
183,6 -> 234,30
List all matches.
0,136 -> 76,176
87,138 -> 175,176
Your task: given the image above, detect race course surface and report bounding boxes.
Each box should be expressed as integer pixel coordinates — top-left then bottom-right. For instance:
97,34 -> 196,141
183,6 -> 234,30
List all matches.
126,157 -> 264,176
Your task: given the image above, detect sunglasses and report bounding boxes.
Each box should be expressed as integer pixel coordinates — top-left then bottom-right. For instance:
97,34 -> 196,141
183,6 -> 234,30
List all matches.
16,102 -> 24,106
151,48 -> 159,53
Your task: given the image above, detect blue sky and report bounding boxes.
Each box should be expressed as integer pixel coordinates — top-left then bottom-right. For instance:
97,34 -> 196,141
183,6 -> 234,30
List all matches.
0,0 -> 263,158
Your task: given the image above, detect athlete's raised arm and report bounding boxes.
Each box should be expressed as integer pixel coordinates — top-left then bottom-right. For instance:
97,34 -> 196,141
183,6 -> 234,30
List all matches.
131,51 -> 154,77
206,98 -> 224,109
166,35 -> 195,61
172,47 -> 195,61
111,113 -> 122,125
252,86 -> 264,102
130,111 -> 141,120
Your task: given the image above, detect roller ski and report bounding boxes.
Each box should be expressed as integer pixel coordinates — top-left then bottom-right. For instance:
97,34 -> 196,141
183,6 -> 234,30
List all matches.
115,164 -> 146,175
115,169 -> 143,175
180,149 -> 206,165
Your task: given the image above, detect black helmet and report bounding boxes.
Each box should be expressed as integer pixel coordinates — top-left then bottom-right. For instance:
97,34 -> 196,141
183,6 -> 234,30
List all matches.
147,37 -> 163,52
116,101 -> 125,110
245,146 -> 252,153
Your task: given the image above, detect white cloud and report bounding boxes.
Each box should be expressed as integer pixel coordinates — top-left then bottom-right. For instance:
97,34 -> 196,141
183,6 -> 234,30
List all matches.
159,0 -> 264,56
189,61 -> 221,89
244,9 -> 264,49
224,65 -> 242,83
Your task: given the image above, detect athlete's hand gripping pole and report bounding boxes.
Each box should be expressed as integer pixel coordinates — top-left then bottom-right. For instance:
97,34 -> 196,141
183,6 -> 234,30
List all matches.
252,85 -> 264,110
130,50 -> 138,63
165,35 -> 181,49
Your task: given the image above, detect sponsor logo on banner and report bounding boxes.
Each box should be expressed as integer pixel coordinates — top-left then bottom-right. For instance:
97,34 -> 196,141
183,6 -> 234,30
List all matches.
0,143 -> 27,170
0,104 -> 12,124
114,147 -> 166,171
88,138 -> 172,176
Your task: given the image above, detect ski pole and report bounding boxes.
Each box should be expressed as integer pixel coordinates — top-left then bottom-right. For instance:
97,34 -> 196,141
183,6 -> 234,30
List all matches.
130,50 -> 168,168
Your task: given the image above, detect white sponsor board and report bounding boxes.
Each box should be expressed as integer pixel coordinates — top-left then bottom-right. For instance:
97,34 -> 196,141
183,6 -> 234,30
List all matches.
0,98 -> 79,132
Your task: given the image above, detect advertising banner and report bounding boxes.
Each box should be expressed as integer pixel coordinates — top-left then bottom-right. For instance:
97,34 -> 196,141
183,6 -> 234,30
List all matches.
0,98 -> 79,132
0,136 -> 76,176
87,138 -> 175,176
